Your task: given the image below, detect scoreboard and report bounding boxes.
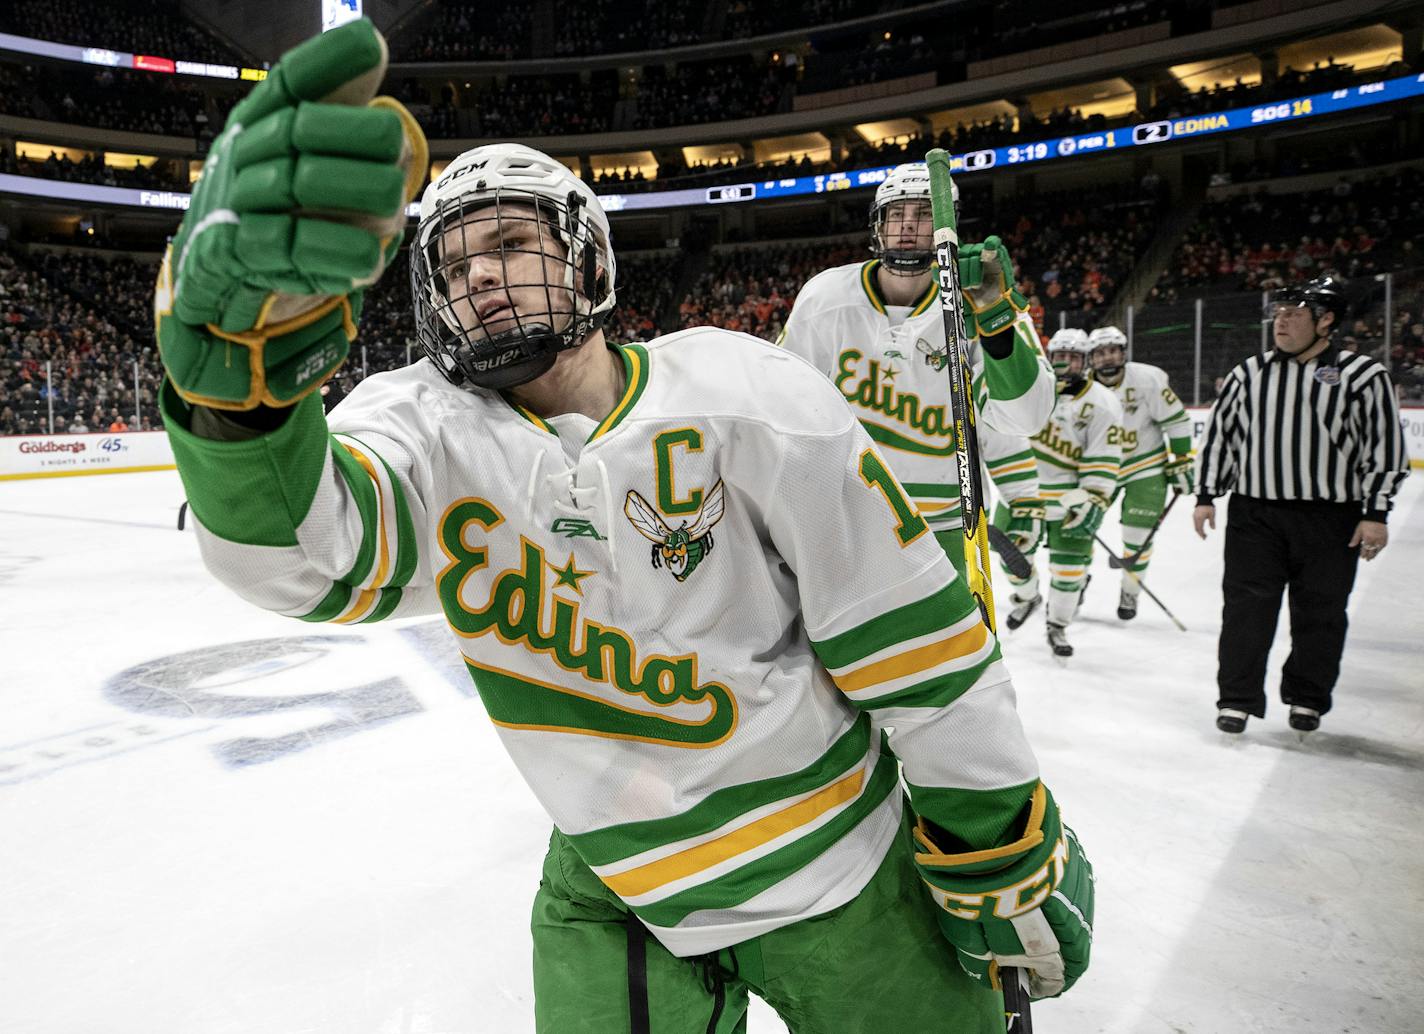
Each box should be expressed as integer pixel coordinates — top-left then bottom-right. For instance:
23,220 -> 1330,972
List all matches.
1,55 -> 1421,215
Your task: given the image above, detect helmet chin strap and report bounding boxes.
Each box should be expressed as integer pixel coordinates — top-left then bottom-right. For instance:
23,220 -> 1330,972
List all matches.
881,250 -> 932,275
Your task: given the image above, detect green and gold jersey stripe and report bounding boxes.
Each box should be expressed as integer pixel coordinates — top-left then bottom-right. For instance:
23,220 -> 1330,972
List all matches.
813,580 -> 980,671
860,260 -> 887,314
568,716 -> 875,865
909,278 -> 939,317
630,750 -> 900,929
1031,448 -> 1078,472
1120,446 -> 1167,476
328,443 -> 380,586
499,343 -> 650,441
590,344 -> 650,442
859,260 -> 939,317
505,400 -> 558,436
987,455 -> 1037,482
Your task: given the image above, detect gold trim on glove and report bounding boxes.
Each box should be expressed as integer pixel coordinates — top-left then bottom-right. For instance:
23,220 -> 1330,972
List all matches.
913,782 -> 1047,868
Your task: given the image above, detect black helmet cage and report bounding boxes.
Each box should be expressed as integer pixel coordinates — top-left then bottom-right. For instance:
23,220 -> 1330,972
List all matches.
411,186 -> 611,391
868,197 -> 934,276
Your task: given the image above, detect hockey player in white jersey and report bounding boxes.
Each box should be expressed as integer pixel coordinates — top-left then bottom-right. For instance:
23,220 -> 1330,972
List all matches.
1087,326 -> 1192,619
994,329 -> 1123,658
777,163 -> 1053,581
152,23 -> 1091,1033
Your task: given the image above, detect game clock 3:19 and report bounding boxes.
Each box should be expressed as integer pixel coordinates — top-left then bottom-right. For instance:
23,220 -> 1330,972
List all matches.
1005,142 -> 1049,164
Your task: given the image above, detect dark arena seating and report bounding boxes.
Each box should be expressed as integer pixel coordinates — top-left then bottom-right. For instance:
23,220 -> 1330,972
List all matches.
3,0 -> 1423,442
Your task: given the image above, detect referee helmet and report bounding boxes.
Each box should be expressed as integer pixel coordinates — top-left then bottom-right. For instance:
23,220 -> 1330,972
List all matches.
1271,275 -> 1350,328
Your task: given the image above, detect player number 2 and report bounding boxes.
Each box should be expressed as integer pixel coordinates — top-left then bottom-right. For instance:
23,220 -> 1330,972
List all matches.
858,450 -> 929,546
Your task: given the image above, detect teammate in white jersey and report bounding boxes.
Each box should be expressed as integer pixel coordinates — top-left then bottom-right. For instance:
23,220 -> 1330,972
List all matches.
1087,326 -> 1192,619
777,164 -> 1054,581
995,329 -> 1124,658
151,24 -> 1092,1033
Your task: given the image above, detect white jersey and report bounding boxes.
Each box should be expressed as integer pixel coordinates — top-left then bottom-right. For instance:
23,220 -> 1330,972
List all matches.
778,260 -> 1053,531
1029,381 -> 1124,519
165,327 -> 1039,957
1098,362 -> 1190,484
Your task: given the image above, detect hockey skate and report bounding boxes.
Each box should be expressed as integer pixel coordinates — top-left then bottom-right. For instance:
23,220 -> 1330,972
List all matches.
1046,622 -> 1073,659
1288,706 -> 1321,738
1005,591 -> 1042,631
1117,587 -> 1138,620
1216,708 -> 1248,734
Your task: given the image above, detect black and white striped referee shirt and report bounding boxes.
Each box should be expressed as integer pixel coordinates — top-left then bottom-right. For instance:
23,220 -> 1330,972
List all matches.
1196,345 -> 1409,521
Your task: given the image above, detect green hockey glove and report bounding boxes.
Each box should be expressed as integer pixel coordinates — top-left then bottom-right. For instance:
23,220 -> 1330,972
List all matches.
1059,488 -> 1108,536
914,783 -> 1094,999
959,235 -> 1029,338
1005,498 -> 1045,552
1165,455 -> 1195,496
155,18 -> 429,411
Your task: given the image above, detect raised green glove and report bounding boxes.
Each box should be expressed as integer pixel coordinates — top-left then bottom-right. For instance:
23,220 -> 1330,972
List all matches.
155,18 -> 428,410
1165,455 -> 1195,496
1059,487 -> 1109,536
958,235 -> 1029,338
914,783 -> 1094,999
1005,498 -> 1045,552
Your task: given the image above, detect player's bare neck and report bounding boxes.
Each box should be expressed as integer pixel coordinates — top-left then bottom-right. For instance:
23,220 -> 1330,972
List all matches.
507,331 -> 625,422
877,265 -> 931,308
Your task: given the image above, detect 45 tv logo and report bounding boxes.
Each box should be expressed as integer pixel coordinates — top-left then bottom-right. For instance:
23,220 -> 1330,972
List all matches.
97,437 -> 130,454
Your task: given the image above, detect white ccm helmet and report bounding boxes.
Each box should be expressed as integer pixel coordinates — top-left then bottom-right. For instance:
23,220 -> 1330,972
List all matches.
869,162 -> 955,276
410,143 -> 617,390
1087,325 -> 1128,380
1047,327 -> 1091,357
1047,327 -> 1091,386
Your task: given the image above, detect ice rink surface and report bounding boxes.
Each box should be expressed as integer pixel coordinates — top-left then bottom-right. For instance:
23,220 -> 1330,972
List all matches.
2,469 -> 1421,1034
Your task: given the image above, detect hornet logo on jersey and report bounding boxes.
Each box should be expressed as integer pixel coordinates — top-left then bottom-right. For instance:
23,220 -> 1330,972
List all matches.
624,480 -> 726,582
915,337 -> 948,371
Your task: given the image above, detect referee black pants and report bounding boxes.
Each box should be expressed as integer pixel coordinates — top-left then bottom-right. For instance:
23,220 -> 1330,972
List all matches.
1217,496 -> 1362,717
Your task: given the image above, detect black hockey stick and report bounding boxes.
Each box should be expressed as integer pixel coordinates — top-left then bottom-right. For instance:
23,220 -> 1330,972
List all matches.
928,148 -> 1031,1034
999,964 -> 1033,1032
1109,490 -> 1180,571
988,524 -> 1033,581
1092,529 -> 1187,631
177,500 -> 189,531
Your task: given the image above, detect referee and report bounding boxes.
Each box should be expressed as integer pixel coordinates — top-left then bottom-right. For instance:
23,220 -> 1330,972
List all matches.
1193,275 -> 1409,735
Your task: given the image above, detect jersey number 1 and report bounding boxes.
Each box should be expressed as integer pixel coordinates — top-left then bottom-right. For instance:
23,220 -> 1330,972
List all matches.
859,450 -> 929,546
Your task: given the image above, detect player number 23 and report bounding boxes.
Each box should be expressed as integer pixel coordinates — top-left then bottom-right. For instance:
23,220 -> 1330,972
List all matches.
858,449 -> 929,546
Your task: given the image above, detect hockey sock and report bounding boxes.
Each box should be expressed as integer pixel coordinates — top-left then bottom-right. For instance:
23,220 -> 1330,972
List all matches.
1008,565 -> 1039,600
1121,524 -> 1153,590
1047,555 -> 1086,625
